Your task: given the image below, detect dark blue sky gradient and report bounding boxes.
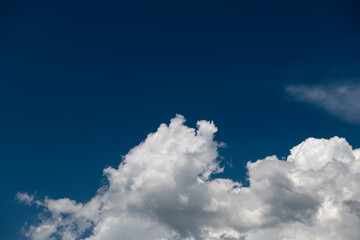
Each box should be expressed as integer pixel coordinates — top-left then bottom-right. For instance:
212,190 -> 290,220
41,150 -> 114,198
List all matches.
1,0 -> 360,239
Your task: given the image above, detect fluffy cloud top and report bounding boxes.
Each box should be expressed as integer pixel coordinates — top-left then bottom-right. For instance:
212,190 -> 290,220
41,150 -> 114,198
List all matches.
18,115 -> 360,240
286,83 -> 360,124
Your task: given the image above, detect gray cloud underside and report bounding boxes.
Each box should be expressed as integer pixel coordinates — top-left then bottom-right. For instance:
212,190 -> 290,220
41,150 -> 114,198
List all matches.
18,115 -> 360,240
286,83 -> 360,124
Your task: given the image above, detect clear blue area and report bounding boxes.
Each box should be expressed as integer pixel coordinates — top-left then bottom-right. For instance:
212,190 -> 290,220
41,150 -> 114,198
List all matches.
1,0 -> 359,239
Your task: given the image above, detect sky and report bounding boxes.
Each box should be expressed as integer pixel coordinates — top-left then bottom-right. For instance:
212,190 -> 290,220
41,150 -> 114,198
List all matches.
1,0 -> 360,239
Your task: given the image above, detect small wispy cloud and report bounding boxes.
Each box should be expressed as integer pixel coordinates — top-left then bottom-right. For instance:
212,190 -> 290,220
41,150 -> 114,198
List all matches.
16,192 -> 34,206
286,83 -> 360,124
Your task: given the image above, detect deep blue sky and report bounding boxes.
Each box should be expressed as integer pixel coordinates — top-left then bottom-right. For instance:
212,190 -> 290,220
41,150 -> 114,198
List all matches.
1,0 -> 360,239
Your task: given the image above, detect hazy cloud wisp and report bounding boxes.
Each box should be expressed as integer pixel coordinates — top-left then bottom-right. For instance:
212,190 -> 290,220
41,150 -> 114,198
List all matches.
286,83 -> 360,124
18,115 -> 360,240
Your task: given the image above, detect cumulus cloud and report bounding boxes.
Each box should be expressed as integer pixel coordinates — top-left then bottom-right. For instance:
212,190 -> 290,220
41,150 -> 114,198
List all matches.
286,83 -> 360,124
18,115 -> 360,240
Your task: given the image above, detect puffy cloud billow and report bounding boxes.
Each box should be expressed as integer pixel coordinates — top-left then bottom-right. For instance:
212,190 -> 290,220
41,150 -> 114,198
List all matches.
18,115 -> 360,240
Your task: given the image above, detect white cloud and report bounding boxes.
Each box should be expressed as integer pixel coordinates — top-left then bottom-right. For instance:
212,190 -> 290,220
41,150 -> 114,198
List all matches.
286,83 -> 360,124
16,192 -> 34,205
18,115 -> 360,240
